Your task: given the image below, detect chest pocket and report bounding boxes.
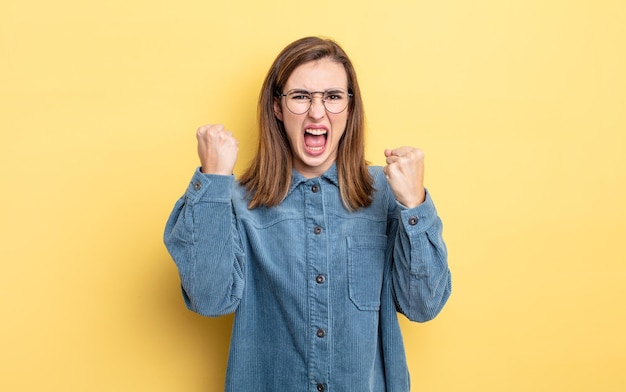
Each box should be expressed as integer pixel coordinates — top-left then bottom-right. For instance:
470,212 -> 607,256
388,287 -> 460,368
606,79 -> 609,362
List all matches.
347,235 -> 388,311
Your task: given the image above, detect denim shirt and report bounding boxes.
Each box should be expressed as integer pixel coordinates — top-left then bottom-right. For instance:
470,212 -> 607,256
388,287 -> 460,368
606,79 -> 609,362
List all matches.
164,164 -> 451,392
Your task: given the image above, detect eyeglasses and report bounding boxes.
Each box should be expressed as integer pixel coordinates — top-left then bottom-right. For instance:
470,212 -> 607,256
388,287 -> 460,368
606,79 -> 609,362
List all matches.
278,88 -> 353,115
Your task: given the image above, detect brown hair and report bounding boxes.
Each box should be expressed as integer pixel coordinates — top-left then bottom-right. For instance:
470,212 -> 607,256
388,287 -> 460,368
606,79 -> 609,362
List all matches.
240,36 -> 374,211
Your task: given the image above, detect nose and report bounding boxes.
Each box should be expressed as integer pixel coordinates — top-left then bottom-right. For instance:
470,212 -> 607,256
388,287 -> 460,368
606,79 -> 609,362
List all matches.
308,94 -> 326,119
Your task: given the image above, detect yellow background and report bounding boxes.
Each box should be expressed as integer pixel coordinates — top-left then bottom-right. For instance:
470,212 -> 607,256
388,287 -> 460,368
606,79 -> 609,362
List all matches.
2,0 -> 625,390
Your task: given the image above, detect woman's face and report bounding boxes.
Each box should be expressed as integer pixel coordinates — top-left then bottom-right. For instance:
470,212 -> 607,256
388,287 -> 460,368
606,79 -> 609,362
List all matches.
274,58 -> 349,179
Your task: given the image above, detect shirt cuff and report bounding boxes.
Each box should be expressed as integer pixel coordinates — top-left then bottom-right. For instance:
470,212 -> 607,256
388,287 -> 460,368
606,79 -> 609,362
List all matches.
398,189 -> 438,233
185,167 -> 235,203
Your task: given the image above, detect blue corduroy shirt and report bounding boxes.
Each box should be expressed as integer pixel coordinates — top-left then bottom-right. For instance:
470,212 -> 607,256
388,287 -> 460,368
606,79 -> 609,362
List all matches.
164,164 -> 451,392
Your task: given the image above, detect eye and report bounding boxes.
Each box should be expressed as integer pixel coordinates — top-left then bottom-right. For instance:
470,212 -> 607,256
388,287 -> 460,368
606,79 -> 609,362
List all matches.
324,91 -> 346,101
288,90 -> 311,101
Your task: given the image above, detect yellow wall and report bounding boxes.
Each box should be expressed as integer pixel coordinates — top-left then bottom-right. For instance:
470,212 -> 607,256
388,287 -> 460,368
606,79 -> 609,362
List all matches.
2,0 -> 624,390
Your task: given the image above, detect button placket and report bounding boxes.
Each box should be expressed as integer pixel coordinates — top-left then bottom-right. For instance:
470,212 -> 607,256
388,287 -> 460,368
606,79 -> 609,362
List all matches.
304,179 -> 329,388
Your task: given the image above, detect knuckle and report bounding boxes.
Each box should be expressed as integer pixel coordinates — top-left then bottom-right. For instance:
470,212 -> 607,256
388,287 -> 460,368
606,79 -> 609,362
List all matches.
196,125 -> 208,136
207,124 -> 224,136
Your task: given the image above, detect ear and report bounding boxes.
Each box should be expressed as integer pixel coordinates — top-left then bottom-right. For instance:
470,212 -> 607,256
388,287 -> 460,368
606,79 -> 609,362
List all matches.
273,98 -> 283,121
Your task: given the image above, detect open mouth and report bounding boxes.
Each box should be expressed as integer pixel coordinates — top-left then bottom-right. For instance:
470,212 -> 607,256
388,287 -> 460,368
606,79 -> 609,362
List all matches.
304,128 -> 328,154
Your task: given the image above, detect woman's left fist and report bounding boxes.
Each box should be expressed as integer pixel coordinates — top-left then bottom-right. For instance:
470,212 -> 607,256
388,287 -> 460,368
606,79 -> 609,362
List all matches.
383,147 -> 426,208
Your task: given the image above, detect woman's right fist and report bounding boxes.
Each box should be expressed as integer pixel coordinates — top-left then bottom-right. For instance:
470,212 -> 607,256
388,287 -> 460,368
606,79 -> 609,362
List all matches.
196,124 -> 239,175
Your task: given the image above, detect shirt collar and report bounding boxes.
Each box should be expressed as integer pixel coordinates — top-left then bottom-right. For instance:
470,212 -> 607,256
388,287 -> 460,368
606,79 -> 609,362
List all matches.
321,163 -> 340,186
287,163 -> 340,196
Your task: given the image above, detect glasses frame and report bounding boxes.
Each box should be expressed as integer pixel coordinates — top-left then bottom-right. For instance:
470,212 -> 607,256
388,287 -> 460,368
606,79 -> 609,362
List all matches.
278,88 -> 353,115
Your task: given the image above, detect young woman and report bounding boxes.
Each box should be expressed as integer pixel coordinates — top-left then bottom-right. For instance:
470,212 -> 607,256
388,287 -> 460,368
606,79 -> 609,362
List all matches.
164,36 -> 451,392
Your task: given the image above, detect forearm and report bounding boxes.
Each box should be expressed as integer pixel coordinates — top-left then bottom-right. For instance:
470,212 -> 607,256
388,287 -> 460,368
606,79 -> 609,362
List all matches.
391,190 -> 452,322
163,168 -> 245,317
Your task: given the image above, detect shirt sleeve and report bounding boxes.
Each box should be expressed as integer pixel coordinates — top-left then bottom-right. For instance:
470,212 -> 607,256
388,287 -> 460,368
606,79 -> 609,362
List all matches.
163,167 -> 245,317
390,189 -> 452,322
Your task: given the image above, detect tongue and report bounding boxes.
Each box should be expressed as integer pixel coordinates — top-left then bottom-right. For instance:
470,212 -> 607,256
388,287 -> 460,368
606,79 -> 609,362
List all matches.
304,133 -> 326,148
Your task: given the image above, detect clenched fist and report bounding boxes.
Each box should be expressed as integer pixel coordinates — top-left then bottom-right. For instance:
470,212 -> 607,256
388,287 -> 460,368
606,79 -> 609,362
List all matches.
383,147 -> 426,208
196,124 -> 239,175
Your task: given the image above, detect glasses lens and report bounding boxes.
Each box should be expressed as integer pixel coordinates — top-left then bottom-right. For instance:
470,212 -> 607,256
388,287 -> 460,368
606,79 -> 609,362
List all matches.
285,89 -> 350,114
286,90 -> 312,114
322,90 -> 349,113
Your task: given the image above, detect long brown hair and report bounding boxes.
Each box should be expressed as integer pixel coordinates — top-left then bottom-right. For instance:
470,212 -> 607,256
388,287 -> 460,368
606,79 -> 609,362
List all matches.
240,36 -> 374,211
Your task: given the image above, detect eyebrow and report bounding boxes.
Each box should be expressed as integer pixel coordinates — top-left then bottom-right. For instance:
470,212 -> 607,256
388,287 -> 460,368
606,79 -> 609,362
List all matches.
288,88 -> 347,93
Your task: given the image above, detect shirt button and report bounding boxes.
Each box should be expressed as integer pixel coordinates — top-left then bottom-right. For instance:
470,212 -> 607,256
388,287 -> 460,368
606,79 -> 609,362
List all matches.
193,181 -> 201,191
408,216 -> 418,226
314,226 -> 322,235
312,184 -> 319,193
316,275 -> 325,284
317,383 -> 325,392
316,329 -> 326,338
